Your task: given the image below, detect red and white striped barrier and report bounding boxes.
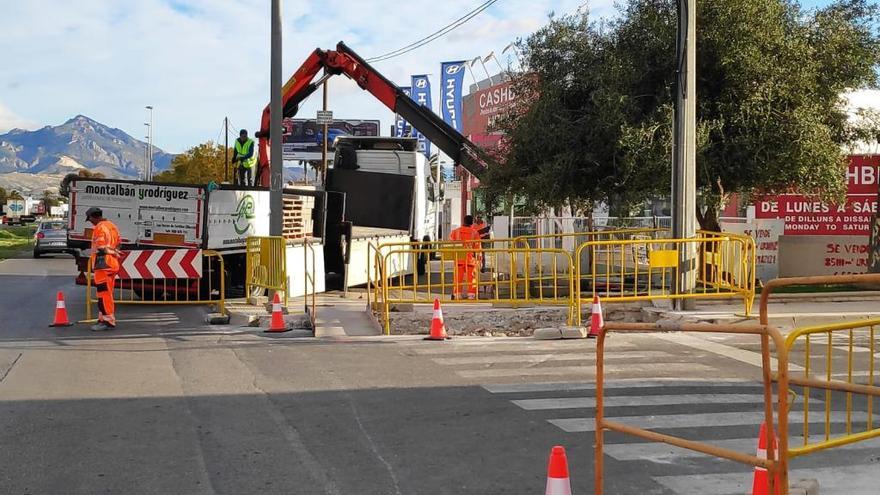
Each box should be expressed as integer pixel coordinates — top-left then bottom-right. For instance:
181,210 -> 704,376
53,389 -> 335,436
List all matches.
118,249 -> 202,279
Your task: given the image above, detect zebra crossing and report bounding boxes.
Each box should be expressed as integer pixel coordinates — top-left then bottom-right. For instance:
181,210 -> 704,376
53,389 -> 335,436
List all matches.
405,336 -> 880,494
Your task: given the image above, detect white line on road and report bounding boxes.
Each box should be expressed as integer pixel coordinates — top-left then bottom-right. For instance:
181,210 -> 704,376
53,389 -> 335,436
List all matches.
652,333 -> 805,372
653,464 -> 879,495
482,379 -> 753,394
549,410 -> 868,433
511,394 -> 767,411
432,350 -> 673,366
605,436 -> 879,462
457,362 -> 715,379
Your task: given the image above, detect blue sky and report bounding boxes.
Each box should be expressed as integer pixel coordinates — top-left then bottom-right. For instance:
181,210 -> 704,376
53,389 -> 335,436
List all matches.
0,0 -> 845,152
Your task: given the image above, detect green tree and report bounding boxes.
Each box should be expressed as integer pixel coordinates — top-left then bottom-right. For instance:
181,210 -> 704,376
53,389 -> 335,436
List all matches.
485,0 -> 880,230
8,190 -> 23,200
40,190 -> 59,210
0,187 -> 7,204
76,169 -> 106,179
154,141 -> 230,184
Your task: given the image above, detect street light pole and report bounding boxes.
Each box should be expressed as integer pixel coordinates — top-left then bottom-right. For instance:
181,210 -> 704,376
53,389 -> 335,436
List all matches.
269,0 -> 283,237
145,106 -> 154,181
143,122 -> 151,181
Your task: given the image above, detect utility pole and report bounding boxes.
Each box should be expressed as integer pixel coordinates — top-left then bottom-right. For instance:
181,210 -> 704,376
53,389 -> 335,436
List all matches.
269,0 -> 283,237
321,77 -> 329,186
224,117 -> 229,183
671,0 -> 697,307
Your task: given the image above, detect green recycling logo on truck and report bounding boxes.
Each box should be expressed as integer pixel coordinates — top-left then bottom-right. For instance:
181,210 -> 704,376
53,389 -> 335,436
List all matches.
231,195 -> 256,235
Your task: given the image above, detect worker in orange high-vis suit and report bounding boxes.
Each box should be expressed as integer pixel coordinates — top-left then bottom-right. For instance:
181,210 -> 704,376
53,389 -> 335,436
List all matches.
473,215 -> 490,272
449,214 -> 481,299
86,207 -> 121,331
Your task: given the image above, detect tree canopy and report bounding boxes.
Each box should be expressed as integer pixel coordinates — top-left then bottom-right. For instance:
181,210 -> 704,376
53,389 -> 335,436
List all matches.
154,141 -> 230,184
482,0 -> 880,227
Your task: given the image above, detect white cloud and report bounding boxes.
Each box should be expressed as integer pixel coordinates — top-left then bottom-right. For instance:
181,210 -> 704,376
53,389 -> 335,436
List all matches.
0,0 -> 614,152
0,102 -> 38,133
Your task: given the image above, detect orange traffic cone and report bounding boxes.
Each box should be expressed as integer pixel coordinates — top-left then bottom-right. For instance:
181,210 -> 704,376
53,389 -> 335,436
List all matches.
751,421 -> 781,495
50,291 -> 73,327
265,292 -> 290,333
424,298 -> 449,340
587,295 -> 604,338
545,445 -> 572,495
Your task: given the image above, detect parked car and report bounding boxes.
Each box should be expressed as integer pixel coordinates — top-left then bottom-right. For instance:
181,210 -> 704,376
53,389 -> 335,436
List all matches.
33,220 -> 73,258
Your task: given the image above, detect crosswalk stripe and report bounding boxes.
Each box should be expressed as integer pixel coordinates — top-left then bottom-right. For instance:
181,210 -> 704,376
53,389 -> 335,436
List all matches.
605,436 -> 879,461
549,410 -> 869,433
432,350 -> 673,366
482,379 -> 752,394
457,362 -> 715,379
406,342 -> 638,355
653,464 -> 878,495
511,394 -> 767,410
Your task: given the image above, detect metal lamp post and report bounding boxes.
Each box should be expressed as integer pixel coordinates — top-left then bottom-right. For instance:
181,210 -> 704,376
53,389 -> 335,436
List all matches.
145,106 -> 154,181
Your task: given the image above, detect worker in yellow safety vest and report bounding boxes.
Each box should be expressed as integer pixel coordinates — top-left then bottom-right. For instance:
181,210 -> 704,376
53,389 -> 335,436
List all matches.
86,207 -> 121,331
232,129 -> 256,186
449,215 -> 482,299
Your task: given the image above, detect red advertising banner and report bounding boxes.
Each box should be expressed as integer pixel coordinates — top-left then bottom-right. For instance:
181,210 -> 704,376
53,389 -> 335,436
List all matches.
755,155 -> 879,235
462,80 -> 517,137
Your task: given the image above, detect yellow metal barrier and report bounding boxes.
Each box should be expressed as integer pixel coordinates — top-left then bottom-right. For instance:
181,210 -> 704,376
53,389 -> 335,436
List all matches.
575,233 -> 756,324
85,249 -> 226,321
760,274 -> 880,460
784,318 -> 880,457
246,236 -> 287,305
373,245 -> 576,334
513,227 -> 668,250
595,322 -> 791,495
303,238 -> 317,329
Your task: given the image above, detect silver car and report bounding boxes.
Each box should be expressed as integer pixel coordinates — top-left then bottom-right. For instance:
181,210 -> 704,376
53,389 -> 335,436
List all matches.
33,220 -> 72,258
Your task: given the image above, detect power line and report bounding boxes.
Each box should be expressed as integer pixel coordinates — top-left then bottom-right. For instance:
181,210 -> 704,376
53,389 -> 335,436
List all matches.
367,0 -> 501,63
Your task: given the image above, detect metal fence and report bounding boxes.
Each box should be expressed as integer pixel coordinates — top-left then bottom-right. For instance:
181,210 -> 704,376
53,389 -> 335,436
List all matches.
574,231 -> 756,323
85,249 -> 226,321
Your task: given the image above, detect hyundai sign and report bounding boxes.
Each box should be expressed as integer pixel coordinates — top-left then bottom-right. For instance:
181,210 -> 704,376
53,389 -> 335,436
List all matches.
440,61 -> 467,132
394,87 -> 412,138
410,74 -> 432,157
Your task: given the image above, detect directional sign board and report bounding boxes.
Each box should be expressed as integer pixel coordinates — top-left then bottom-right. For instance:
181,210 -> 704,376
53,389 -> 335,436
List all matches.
119,249 -> 202,279
316,110 -> 333,125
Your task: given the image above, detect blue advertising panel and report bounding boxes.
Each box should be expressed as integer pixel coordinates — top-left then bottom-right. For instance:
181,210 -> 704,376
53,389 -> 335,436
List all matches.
394,86 -> 412,138
410,75 -> 432,157
440,61 -> 467,132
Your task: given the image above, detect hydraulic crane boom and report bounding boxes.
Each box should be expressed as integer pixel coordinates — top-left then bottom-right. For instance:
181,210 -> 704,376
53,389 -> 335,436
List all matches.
256,41 -> 493,186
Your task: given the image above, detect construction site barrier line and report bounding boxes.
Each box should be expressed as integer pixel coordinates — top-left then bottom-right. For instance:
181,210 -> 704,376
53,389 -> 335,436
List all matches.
84,249 -> 226,322
246,236 -> 288,305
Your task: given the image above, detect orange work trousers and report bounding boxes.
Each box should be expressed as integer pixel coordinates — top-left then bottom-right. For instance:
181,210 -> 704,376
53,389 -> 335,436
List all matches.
454,263 -> 477,298
95,269 -> 118,326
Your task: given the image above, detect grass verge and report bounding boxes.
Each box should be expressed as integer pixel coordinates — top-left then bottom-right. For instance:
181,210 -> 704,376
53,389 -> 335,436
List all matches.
0,226 -> 36,260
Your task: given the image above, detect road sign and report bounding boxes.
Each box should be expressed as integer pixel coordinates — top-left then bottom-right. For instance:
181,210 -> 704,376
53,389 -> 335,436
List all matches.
119,249 -> 202,279
316,110 -> 333,125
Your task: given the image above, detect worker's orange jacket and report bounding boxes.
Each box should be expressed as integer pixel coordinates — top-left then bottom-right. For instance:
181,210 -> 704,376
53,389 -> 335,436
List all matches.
91,220 -> 121,272
449,225 -> 482,265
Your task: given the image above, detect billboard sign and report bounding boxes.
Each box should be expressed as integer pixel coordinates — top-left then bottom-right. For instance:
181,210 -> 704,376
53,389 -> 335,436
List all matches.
462,79 -> 518,137
440,61 -> 467,132
755,155 -> 879,235
282,118 -> 380,161
410,75 -> 432,157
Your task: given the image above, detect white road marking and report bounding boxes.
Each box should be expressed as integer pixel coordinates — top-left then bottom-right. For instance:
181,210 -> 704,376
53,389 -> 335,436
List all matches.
653,464 -> 879,495
511,394 -> 766,411
549,410 -> 868,433
483,379 -> 752,394
457,362 -> 714,379
432,350 -> 673,366
605,436 -> 879,462
652,333 -> 805,372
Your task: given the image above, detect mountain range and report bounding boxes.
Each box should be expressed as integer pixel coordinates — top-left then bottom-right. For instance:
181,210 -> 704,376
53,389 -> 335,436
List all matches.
0,115 -> 173,193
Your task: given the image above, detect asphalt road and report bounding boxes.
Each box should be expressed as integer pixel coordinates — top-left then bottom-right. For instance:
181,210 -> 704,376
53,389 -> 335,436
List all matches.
1,256 -> 878,494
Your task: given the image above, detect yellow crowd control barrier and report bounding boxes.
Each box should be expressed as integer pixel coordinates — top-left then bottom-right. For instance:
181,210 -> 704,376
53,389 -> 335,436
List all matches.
575,231 -> 756,324
246,236 -> 287,305
513,227 -> 668,250
594,322 -> 791,495
302,237 -> 318,328
761,274 -> 880,460
85,249 -> 226,321
371,244 -> 576,334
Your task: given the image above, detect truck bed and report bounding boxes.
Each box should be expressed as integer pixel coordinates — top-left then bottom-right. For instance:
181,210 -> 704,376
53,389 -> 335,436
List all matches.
352,226 -> 408,240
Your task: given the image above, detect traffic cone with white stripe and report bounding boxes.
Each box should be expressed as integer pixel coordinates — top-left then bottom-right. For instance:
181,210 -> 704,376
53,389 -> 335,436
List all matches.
50,291 -> 73,327
265,292 -> 290,333
424,298 -> 449,340
587,295 -> 604,338
751,421 -> 781,495
544,445 -> 572,495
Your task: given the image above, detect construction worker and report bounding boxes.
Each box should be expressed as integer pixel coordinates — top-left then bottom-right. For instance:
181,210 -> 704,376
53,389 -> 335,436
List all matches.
86,207 -> 121,331
232,129 -> 256,186
449,214 -> 481,299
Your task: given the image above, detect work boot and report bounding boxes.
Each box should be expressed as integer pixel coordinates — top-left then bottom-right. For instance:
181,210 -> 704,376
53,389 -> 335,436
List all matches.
90,322 -> 113,332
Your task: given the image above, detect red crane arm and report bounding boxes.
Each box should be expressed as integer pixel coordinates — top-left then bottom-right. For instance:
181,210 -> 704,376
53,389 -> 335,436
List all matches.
256,42 -> 492,186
